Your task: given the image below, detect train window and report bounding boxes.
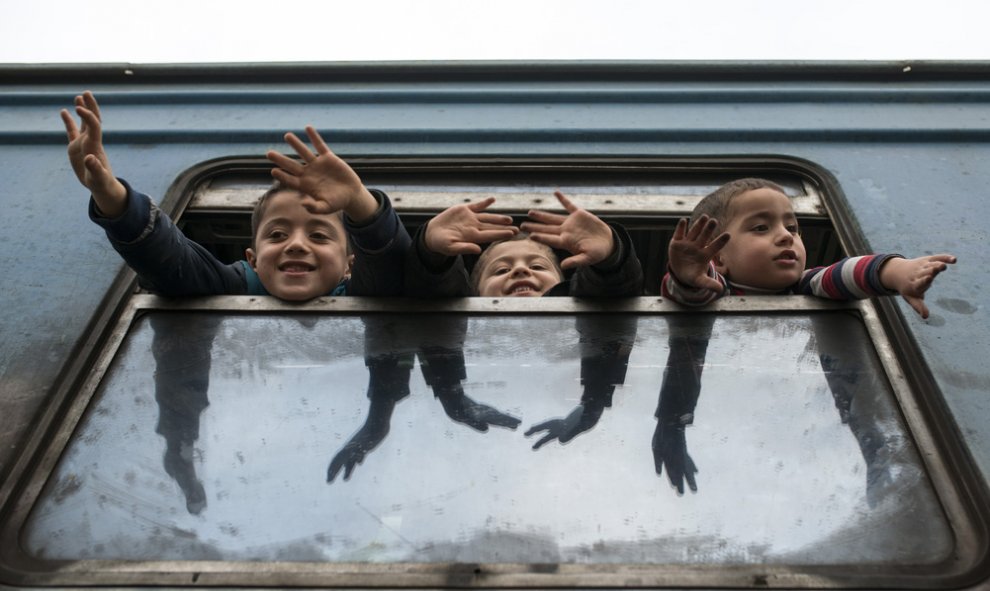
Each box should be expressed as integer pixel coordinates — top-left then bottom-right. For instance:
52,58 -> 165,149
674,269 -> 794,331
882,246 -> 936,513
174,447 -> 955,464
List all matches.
0,159 -> 982,588
179,161 -> 837,295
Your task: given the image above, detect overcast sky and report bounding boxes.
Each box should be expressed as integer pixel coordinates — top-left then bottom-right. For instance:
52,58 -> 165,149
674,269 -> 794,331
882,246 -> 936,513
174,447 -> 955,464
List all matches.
2,0 -> 989,63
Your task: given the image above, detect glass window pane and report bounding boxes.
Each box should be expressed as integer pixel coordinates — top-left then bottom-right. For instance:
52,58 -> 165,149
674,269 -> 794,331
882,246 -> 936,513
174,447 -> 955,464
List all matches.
24,311 -> 952,568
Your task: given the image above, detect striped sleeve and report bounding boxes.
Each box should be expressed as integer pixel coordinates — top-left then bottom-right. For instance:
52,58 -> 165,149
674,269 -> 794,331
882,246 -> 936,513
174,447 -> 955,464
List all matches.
798,254 -> 902,299
661,263 -> 728,306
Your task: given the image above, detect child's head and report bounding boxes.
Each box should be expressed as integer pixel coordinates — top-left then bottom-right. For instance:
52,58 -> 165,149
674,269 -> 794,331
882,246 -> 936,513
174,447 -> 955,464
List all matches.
246,184 -> 353,301
470,233 -> 564,297
695,178 -> 806,290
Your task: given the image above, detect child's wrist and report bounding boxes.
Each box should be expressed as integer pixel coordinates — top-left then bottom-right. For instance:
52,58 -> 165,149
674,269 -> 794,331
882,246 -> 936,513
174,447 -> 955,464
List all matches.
877,255 -> 906,292
93,179 -> 129,218
344,187 -> 380,224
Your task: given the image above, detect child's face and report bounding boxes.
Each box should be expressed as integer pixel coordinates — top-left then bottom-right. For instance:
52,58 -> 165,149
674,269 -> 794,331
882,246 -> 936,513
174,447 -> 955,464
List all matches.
245,190 -> 352,301
475,239 -> 562,297
714,188 -> 807,290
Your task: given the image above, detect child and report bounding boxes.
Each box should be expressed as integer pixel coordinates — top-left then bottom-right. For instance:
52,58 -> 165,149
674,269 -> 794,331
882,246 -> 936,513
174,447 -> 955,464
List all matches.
405,191 -> 643,297
62,91 -> 409,300
662,178 -> 955,318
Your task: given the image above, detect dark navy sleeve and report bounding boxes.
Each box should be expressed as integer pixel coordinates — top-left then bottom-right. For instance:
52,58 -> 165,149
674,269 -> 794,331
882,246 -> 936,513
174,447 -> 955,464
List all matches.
90,178 -> 249,296
344,189 -> 413,296
403,224 -> 472,297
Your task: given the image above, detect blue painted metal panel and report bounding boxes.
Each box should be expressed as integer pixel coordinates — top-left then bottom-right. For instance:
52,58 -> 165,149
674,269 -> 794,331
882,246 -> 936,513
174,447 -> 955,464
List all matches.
0,63 -> 988,583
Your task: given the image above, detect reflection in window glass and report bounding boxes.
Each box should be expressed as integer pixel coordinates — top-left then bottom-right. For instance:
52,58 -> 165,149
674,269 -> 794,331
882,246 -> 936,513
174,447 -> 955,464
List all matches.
25,312 -> 951,565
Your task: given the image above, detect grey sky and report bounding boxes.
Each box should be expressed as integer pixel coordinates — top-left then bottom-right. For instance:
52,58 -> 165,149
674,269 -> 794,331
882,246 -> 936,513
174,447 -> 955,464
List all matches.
3,0 -> 989,63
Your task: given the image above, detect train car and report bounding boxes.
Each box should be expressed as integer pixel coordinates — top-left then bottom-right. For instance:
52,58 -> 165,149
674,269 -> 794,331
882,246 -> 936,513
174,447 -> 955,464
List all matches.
0,61 -> 988,590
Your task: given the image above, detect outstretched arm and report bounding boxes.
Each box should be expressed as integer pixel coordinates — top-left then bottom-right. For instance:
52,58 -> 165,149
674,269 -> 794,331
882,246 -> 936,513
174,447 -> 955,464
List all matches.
879,254 -> 957,319
666,215 -> 730,293
521,191 -> 613,269
266,126 -> 378,223
60,91 -> 127,217
424,197 -> 518,256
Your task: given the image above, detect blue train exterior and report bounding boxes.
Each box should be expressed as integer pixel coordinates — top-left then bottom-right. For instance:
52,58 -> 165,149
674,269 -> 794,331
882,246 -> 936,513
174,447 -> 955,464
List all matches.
0,61 -> 988,588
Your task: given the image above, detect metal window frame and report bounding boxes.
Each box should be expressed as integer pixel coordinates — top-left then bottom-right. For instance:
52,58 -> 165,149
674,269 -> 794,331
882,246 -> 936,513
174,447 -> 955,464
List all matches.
0,156 -> 986,589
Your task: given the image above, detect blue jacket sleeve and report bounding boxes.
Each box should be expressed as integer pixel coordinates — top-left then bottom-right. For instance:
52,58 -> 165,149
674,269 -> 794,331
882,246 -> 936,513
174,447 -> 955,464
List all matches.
90,179 -> 249,296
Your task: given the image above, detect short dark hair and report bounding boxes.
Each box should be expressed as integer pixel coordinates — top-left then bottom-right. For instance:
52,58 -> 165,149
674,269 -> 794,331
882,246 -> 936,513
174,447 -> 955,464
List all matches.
249,182 -> 346,250
469,233 -> 563,295
691,178 -> 787,226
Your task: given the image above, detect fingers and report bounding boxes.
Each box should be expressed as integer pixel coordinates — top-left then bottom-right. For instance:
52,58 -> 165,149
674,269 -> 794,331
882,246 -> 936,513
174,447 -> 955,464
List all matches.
672,218 -> 688,241
524,209 -> 567,228
266,150 -> 305,177
81,90 -> 101,120
926,253 -> 957,265
473,228 -> 518,243
553,190 -> 578,212
327,459 -> 346,483
60,109 -> 79,141
445,242 -> 483,255
559,252 -> 592,270
476,213 -> 516,227
706,231 -> 731,255
460,416 -> 489,432
684,456 -> 698,492
520,220 -> 562,236
270,167 -> 302,191
685,470 -> 698,493
304,125 -> 332,155
686,215 -> 718,243
83,154 -> 111,180
283,131 -> 316,162
531,433 -> 556,450
492,414 -> 521,430
75,105 -> 103,138
466,196 -> 497,212
903,295 -> 930,319
524,421 -> 552,437
526,231 -> 566,252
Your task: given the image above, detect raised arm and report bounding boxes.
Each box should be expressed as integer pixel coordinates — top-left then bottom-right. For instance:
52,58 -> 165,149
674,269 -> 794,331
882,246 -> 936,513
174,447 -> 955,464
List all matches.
521,191 -> 613,269
666,215 -> 731,293
60,91 -> 127,217
424,197 -> 518,256
266,126 -> 379,223
879,254 -> 957,319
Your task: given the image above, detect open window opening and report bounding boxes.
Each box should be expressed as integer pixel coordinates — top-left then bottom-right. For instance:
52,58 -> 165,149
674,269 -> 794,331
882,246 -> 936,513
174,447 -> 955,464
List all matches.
177,161 -> 841,295
0,157 -> 984,589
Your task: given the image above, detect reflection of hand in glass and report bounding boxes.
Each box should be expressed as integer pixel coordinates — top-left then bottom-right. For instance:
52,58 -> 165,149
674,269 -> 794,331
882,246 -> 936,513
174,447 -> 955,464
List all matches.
525,396 -> 606,449
527,315 -> 636,450
327,424 -> 388,483
653,316 -> 712,495
420,342 -> 520,433
327,353 -> 412,483
435,383 -> 521,432
652,414 -> 698,495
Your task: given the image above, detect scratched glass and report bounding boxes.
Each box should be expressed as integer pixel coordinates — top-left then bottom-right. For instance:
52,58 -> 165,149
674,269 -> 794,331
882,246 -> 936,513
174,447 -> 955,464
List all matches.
24,311 -> 952,564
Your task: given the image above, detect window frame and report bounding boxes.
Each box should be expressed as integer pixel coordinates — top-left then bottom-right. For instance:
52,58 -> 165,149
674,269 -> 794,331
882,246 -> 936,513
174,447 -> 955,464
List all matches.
1,155 -> 985,588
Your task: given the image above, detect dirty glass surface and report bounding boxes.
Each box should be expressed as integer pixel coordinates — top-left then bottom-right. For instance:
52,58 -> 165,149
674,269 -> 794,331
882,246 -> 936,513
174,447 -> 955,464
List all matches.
24,311 -> 952,565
